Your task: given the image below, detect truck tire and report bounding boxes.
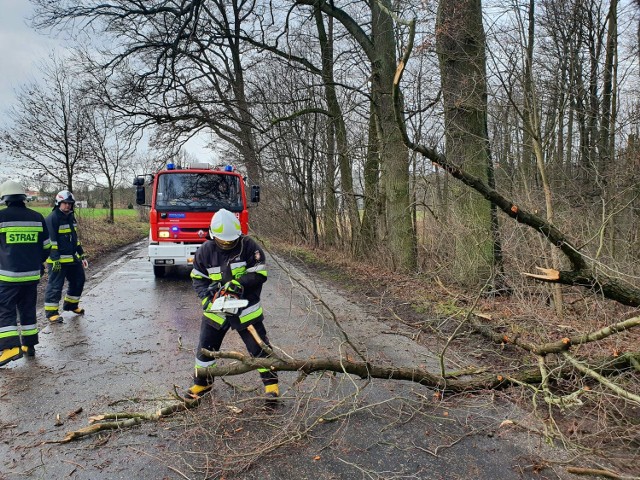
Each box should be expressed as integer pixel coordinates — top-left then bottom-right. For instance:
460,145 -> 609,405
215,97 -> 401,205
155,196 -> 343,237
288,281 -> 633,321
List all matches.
153,265 -> 166,277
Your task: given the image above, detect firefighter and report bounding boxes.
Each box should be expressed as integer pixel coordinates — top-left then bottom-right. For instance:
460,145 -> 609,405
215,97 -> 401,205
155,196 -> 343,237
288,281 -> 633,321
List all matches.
186,208 -> 278,399
0,180 -> 50,365
43,190 -> 88,323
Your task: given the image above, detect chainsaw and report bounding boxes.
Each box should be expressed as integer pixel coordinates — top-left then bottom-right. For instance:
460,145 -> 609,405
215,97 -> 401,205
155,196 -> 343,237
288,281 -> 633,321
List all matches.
208,295 -> 248,315
206,282 -> 248,315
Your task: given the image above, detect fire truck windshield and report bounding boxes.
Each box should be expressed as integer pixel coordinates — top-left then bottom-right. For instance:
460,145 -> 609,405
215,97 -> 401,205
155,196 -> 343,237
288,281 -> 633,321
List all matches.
155,172 -> 243,212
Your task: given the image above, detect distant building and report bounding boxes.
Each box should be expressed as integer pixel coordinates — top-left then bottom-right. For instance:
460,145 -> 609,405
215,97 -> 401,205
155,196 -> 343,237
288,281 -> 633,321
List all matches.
75,200 -> 88,208
25,189 -> 39,201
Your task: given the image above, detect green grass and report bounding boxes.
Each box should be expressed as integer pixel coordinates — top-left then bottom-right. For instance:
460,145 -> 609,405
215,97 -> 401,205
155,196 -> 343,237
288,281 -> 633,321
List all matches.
26,206 -> 138,218
1,203 -> 148,258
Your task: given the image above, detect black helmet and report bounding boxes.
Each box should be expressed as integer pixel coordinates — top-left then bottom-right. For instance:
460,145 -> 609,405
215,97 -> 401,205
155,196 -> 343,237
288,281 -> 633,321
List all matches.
55,190 -> 76,206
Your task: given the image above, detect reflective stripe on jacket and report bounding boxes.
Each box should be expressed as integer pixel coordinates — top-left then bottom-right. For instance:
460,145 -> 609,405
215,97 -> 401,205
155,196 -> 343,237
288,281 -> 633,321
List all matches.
45,208 -> 84,263
191,236 -> 267,328
0,203 -> 50,283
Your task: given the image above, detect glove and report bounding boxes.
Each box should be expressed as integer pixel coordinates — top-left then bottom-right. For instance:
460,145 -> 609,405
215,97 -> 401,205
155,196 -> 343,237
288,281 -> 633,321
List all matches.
207,282 -> 222,296
77,253 -> 89,268
51,260 -> 61,272
202,295 -> 214,312
222,280 -> 244,297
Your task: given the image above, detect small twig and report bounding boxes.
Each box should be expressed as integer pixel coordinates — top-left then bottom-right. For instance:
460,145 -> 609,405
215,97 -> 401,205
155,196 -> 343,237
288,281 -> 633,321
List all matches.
412,430 -> 474,457
566,466 -> 637,479
167,465 -> 193,480
439,279 -> 490,378
254,238 -> 368,364
562,352 -> 640,405
318,398 -> 396,423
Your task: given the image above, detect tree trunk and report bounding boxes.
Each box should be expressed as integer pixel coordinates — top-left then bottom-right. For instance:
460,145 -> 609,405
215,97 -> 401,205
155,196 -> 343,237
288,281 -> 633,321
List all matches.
436,0 -> 493,284
314,9 -> 360,250
522,0 -> 564,317
370,0 -> 416,270
358,107 -> 380,255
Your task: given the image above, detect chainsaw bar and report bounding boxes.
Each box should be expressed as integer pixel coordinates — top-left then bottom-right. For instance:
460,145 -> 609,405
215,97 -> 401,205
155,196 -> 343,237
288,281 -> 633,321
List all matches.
208,296 -> 249,314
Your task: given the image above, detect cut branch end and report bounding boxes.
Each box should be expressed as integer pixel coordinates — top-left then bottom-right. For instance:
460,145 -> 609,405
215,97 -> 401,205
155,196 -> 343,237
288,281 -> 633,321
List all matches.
521,267 -> 560,281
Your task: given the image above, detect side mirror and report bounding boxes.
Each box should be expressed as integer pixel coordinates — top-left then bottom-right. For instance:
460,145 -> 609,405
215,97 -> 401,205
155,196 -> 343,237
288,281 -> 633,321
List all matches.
250,185 -> 260,203
133,175 -> 145,186
135,186 -> 146,205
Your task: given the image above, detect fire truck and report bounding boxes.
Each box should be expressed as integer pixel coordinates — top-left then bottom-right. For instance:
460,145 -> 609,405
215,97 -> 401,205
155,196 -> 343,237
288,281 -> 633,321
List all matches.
134,162 -> 260,277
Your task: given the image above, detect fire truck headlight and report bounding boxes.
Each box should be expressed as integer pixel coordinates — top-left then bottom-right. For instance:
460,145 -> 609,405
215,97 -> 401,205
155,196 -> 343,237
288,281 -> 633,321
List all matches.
159,231 -> 170,238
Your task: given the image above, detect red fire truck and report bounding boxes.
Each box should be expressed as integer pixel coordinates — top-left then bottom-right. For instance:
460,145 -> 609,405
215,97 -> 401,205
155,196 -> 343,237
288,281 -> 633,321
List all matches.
134,162 -> 260,277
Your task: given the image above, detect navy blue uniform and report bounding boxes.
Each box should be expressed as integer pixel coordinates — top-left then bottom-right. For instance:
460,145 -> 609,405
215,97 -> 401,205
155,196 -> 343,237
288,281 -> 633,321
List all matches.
44,207 -> 86,318
0,202 -> 50,350
189,236 -> 277,387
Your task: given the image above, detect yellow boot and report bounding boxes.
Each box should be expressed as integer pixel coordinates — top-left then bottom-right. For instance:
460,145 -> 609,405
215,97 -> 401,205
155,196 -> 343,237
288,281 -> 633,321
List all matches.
21,345 -> 36,357
184,383 -> 213,399
0,347 -> 23,367
265,384 -> 279,398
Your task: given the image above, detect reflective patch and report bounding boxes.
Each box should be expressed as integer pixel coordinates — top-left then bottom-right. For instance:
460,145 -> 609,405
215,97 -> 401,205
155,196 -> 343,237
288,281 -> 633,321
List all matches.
6,232 -> 38,243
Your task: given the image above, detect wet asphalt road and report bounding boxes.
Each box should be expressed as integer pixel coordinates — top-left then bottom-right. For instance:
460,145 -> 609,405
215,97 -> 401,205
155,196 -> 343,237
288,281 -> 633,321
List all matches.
0,242 -> 576,479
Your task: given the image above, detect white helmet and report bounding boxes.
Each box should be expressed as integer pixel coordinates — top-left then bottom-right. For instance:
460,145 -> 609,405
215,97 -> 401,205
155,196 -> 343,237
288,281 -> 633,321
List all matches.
0,180 -> 27,203
209,209 -> 241,248
55,190 -> 76,206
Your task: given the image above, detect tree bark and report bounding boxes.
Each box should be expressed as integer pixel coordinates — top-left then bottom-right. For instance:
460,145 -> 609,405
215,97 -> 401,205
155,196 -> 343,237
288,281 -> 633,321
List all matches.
199,348 -> 640,394
436,0 -> 493,284
297,0 -> 416,270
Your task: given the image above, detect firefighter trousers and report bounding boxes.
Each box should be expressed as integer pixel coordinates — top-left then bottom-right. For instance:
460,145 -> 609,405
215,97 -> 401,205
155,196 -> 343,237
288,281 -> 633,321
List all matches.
44,262 -> 85,317
0,282 -> 39,350
194,318 -> 278,387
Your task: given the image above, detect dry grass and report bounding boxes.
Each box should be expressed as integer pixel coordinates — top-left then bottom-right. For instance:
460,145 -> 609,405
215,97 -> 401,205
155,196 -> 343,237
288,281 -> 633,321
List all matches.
78,215 -> 148,259
264,239 -> 640,476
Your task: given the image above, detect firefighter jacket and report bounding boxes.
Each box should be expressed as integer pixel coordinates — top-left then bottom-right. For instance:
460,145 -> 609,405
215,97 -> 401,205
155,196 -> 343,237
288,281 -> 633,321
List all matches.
45,208 -> 84,264
190,236 -> 267,330
0,202 -> 51,284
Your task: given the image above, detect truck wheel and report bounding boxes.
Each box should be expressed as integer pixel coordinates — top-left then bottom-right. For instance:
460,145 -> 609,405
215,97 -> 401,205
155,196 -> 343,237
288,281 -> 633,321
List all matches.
153,265 -> 166,277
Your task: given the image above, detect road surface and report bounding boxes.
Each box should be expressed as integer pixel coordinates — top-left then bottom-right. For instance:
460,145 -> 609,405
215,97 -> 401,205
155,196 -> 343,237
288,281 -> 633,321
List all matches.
0,241 -> 573,479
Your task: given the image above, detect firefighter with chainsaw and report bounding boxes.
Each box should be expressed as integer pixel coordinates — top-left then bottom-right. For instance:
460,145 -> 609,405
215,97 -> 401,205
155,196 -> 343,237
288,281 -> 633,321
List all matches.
44,190 -> 88,323
186,208 -> 278,399
0,180 -> 50,366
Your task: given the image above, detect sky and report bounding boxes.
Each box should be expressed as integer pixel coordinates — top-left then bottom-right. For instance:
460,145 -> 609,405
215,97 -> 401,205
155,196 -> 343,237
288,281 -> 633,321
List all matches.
0,1 -> 60,112
0,1 -> 212,176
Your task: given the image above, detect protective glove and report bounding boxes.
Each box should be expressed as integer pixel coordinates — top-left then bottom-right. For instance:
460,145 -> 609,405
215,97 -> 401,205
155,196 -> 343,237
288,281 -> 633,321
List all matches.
206,282 -> 222,296
222,279 -> 244,298
201,295 -> 214,312
77,253 -> 89,269
51,260 -> 61,272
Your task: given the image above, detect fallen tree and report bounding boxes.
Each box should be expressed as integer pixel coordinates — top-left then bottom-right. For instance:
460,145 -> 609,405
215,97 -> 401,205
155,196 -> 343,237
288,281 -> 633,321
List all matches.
197,348 -> 640,396
392,24 -> 640,308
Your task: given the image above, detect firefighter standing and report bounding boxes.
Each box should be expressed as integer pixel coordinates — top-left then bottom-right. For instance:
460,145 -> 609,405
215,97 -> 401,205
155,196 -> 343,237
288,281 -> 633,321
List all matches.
44,190 -> 88,323
0,180 -> 50,366
186,208 -> 278,399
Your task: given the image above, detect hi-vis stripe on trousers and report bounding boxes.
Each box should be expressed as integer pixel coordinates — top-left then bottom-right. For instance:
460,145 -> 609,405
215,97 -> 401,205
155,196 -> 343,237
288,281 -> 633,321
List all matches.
0,282 -> 39,350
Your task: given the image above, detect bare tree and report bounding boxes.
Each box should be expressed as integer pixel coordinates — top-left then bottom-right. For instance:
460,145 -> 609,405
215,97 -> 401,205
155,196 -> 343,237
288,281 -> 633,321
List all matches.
294,0 -> 418,270
85,107 -> 139,223
0,55 -> 90,191
435,0 -> 496,285
32,0 -> 265,182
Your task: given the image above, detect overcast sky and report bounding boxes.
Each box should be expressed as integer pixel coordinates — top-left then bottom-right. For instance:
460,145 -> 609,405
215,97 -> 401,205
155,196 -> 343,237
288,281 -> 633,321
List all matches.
0,1 -> 62,113
0,1 -> 211,174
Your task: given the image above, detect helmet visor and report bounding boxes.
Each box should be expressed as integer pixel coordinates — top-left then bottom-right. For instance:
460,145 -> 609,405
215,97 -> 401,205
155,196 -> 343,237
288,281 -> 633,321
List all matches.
214,237 -> 238,250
